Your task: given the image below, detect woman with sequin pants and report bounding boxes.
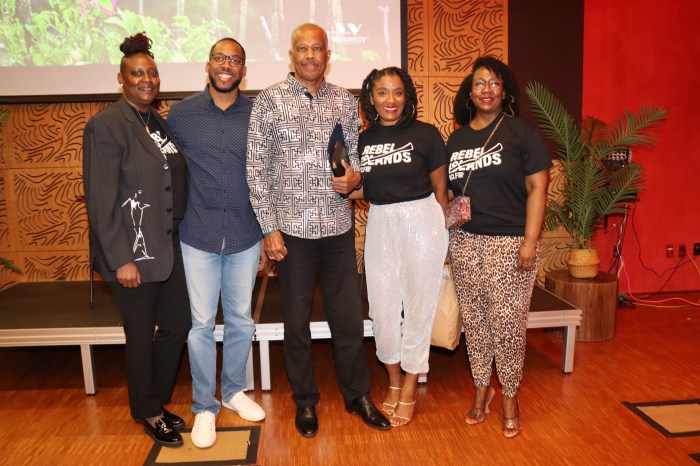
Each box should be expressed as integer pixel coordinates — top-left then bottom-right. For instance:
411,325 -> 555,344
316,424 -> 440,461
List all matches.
349,66 -> 449,426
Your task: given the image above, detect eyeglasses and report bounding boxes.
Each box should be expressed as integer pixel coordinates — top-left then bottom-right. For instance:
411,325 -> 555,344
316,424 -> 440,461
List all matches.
210,54 -> 244,66
472,79 -> 503,91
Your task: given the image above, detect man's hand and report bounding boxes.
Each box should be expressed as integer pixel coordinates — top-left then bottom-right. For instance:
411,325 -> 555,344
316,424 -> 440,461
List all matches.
331,160 -> 362,195
264,231 -> 288,262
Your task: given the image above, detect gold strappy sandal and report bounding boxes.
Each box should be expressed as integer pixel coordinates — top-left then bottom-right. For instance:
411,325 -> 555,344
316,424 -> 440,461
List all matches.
390,400 -> 416,427
502,395 -> 521,438
465,386 -> 495,425
381,386 -> 402,416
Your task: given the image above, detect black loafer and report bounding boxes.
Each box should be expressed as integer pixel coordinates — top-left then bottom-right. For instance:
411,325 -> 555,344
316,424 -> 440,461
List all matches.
346,394 -> 391,430
143,418 -> 183,448
295,406 -> 318,438
161,405 -> 185,431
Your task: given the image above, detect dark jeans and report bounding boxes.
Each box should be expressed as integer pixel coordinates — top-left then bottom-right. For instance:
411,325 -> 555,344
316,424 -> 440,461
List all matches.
276,229 -> 370,407
108,251 -> 191,419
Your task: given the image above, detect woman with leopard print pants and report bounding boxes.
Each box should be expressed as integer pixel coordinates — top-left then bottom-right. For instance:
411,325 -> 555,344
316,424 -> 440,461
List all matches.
446,57 -> 552,438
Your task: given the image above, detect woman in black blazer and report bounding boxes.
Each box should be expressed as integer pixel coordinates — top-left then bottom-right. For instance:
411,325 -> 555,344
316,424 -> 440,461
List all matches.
83,33 -> 190,448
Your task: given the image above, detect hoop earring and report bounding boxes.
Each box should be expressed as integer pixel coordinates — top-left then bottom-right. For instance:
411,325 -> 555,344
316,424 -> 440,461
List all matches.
467,104 -> 473,122
506,95 -> 515,118
406,102 -> 415,119
374,112 -> 380,122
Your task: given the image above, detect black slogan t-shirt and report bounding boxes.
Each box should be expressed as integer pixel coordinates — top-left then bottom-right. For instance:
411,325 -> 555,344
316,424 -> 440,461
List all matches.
359,120 -> 447,205
446,115 -> 552,236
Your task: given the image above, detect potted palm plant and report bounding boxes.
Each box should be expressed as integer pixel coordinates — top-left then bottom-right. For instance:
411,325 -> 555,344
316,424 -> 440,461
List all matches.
524,82 -> 666,278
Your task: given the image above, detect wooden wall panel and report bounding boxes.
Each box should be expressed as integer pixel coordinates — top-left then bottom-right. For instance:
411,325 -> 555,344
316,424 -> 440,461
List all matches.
407,0 -> 507,139
406,0 -> 428,75
14,170 -> 87,248
428,0 -> 507,75
20,252 -> 90,282
0,175 -> 8,249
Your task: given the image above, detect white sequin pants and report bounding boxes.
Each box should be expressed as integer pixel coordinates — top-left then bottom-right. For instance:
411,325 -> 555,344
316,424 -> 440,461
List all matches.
365,194 -> 448,374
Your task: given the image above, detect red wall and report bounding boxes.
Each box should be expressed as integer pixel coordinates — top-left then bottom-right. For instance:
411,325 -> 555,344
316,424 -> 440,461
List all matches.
584,0 -> 700,293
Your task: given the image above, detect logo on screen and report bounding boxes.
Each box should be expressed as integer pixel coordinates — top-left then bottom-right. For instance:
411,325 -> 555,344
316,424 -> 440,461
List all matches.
331,23 -> 367,44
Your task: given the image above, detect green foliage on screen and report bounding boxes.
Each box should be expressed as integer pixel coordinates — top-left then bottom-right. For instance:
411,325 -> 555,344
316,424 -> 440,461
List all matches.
0,0 -> 232,66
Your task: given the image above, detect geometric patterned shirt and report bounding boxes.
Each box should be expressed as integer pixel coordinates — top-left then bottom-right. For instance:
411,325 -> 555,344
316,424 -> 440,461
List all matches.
246,73 -> 360,239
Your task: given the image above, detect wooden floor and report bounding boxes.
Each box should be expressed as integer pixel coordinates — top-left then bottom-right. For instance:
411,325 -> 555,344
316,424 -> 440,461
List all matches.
1,296 -> 699,465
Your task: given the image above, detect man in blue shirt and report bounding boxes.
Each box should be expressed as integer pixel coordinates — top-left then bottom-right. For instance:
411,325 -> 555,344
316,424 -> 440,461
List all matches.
168,38 -> 266,449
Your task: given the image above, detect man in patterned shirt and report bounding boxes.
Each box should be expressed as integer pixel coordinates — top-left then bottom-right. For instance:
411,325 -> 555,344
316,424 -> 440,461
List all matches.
246,23 -> 390,437
168,38 -> 266,449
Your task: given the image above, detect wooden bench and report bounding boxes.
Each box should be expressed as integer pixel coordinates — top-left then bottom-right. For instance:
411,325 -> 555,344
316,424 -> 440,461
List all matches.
252,275 -> 582,390
0,281 -> 256,395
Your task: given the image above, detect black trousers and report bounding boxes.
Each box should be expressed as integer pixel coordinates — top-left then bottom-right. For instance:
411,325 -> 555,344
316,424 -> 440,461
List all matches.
108,251 -> 191,419
276,229 -> 371,407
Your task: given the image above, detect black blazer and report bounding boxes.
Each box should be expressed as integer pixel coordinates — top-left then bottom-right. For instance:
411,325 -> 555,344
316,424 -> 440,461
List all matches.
83,97 -> 187,282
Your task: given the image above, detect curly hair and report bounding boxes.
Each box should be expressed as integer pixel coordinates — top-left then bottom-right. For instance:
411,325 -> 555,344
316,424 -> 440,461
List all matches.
453,56 -> 520,126
359,66 -> 418,129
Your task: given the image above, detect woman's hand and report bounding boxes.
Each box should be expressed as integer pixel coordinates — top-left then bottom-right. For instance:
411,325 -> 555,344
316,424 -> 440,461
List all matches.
116,262 -> 141,288
516,242 -> 537,272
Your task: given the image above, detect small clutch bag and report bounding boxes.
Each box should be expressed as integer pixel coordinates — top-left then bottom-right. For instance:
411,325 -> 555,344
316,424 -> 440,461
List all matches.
444,196 -> 471,229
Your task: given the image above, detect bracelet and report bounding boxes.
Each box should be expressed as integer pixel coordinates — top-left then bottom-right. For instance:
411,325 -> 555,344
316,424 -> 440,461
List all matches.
353,173 -> 364,191
521,241 -> 535,248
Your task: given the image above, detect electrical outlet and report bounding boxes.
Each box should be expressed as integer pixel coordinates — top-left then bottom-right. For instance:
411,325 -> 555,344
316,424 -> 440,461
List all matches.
666,244 -> 674,257
679,244 -> 686,257
694,243 -> 700,256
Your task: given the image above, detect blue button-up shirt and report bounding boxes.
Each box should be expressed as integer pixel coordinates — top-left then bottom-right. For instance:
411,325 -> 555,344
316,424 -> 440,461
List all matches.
168,86 -> 262,254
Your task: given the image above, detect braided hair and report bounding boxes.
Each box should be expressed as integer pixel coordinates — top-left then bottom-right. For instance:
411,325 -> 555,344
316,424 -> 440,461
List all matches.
359,66 -> 418,129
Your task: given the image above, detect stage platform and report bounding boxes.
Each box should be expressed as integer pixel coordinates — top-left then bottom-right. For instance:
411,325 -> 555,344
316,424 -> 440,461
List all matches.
0,280 -> 255,395
0,276 -> 581,394
253,275 -> 582,390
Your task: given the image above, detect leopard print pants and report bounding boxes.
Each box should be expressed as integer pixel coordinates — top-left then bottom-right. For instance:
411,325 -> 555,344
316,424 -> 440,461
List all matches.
449,230 -> 539,397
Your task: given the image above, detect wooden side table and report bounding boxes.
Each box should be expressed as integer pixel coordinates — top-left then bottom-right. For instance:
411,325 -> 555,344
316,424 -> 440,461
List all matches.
544,269 -> 618,342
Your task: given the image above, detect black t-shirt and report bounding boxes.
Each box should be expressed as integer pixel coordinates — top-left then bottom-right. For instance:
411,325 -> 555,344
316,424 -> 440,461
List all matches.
446,115 -> 552,236
136,108 -> 188,247
359,120 -> 447,205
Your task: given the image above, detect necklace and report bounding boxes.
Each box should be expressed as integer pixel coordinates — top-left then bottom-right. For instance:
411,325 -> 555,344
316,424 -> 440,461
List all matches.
136,109 -> 151,134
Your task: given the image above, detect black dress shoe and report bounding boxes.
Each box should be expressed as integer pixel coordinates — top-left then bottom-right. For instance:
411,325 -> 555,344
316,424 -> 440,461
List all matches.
161,405 -> 185,431
295,406 -> 319,438
143,418 -> 183,448
346,395 -> 391,430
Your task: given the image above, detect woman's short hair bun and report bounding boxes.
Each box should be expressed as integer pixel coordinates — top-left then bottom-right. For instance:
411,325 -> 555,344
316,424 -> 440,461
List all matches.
119,32 -> 154,58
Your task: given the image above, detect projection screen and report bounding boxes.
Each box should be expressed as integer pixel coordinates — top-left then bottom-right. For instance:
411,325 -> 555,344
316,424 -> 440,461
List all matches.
0,0 -> 405,100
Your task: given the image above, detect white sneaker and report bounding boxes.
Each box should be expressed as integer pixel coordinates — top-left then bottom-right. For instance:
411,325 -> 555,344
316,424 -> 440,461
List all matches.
191,411 -> 216,449
222,390 -> 266,421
